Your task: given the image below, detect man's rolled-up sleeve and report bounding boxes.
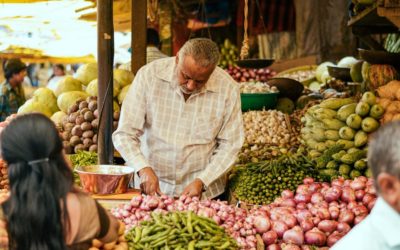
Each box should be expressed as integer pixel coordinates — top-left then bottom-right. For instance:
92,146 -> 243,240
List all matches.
197,86 -> 244,188
112,68 -> 150,173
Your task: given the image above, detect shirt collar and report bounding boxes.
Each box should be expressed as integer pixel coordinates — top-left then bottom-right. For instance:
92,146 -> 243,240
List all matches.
370,197 -> 400,247
155,57 -> 220,93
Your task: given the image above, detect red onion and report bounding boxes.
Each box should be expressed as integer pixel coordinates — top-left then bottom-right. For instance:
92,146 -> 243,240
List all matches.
296,185 -> 311,195
281,243 -> 301,250
283,226 -> 304,245
304,228 -> 327,246
303,177 -> 314,184
328,206 -> 340,220
337,222 -> 351,233
341,187 -> 356,203
353,205 -> 368,217
350,180 -> 366,191
329,201 -> 339,207
317,220 -> 338,233
362,193 -> 375,206
281,190 -> 294,199
338,210 -> 355,224
343,179 -> 352,187
331,178 -> 344,187
317,207 -> 330,220
356,176 -> 368,183
368,198 -> 377,211
365,185 -> 377,195
347,201 -> 358,210
354,215 -> 367,225
262,231 -> 278,245
267,244 -> 281,250
324,187 -> 342,202
272,220 -> 289,238
254,216 -> 271,234
198,207 -> 215,218
312,217 -> 321,226
327,231 -> 345,247
311,193 -> 324,204
294,193 -> 311,204
355,190 -> 365,201
309,183 -> 322,193
281,199 -> 297,208
296,210 -> 312,223
296,203 -> 307,210
300,219 -> 314,232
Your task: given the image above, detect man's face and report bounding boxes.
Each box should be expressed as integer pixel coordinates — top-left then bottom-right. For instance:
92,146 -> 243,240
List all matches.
12,70 -> 27,85
176,55 -> 215,95
377,173 -> 400,213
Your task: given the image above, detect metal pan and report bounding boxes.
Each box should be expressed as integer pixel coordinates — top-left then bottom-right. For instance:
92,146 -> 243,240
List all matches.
358,48 -> 400,66
236,59 -> 275,69
327,66 -> 352,82
267,77 -> 304,101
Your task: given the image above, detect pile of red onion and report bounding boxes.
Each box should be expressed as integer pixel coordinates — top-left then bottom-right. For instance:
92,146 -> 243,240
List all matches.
111,176 -> 377,250
225,65 -> 276,83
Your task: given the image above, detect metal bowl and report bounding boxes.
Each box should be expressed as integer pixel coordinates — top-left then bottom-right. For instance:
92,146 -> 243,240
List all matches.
327,66 -> 352,82
267,77 -> 304,101
236,59 -> 275,69
75,165 -> 135,195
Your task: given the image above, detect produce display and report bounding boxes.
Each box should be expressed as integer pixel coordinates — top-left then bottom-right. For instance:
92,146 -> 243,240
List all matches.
239,82 -> 278,94
376,80 -> 400,123
0,159 -> 9,190
384,33 -> 400,53
125,211 -> 237,250
114,176 -> 376,249
90,221 -> 128,250
226,65 -> 276,83
219,39 -> 239,69
67,150 -> 98,186
366,64 -> 398,91
301,92 -> 383,179
230,153 -> 322,205
276,65 -> 316,85
60,96 -> 120,154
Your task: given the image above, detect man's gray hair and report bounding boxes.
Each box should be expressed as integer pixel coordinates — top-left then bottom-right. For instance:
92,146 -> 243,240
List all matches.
178,38 -> 220,68
368,121 -> 400,190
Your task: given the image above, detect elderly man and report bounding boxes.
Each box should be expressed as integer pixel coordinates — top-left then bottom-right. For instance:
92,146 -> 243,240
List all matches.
0,59 -> 27,121
113,38 -> 244,199
332,121 -> 400,250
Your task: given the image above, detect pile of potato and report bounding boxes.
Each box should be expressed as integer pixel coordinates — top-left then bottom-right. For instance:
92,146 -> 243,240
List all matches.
0,159 -> 8,190
89,221 -> 128,250
60,96 -> 120,154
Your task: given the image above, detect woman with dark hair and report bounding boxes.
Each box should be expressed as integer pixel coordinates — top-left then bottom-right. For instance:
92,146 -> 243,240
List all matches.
0,113 -> 119,250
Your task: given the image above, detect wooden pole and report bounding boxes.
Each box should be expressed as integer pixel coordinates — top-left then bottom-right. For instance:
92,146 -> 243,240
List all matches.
97,0 -> 114,164
131,0 -> 147,74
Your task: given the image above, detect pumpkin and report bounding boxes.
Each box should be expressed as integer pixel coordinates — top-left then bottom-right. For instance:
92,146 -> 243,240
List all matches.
368,64 -> 398,90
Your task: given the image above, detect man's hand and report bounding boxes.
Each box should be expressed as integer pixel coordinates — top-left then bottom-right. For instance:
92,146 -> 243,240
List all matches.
138,167 -> 163,195
181,178 -> 204,199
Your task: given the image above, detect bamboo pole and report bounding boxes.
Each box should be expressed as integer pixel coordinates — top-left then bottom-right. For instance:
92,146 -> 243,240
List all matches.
131,0 -> 147,74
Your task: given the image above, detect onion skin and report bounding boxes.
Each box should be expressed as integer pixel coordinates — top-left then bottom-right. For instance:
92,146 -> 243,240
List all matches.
272,220 -> 289,238
281,190 -> 294,199
354,215 -> 367,225
355,190 -> 365,201
281,243 -> 301,250
327,231 -> 345,247
304,228 -> 327,246
262,231 -> 278,245
318,220 -> 338,233
303,177 -> 314,185
324,187 -> 342,202
337,222 -> 351,233
362,194 -> 375,206
283,226 -> 304,245
300,219 -> 314,232
329,206 -> 340,220
254,216 -> 271,234
338,210 -> 355,225
294,193 -> 311,204
341,187 -> 356,203
267,244 -> 281,250
311,193 -> 324,204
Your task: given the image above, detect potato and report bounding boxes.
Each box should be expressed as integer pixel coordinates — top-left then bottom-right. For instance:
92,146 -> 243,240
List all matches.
92,134 -> 98,143
70,135 -> 81,146
94,109 -> 99,118
84,111 -> 95,122
103,241 -> 116,250
89,101 -> 97,112
91,119 -> 99,129
71,125 -> 83,137
113,121 -> 119,130
83,130 -> 94,138
61,131 -> 71,141
64,122 -> 75,133
89,144 -> 98,152
80,107 -> 90,115
74,144 -> 85,153
75,115 -> 85,125
91,239 -> 103,248
68,112 -> 78,123
81,122 -> 93,131
79,101 -> 88,110
68,104 -> 79,114
113,111 -> 120,120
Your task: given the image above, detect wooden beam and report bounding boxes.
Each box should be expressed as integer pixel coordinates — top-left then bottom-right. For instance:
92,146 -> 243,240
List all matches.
131,0 -> 147,73
97,0 -> 114,164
